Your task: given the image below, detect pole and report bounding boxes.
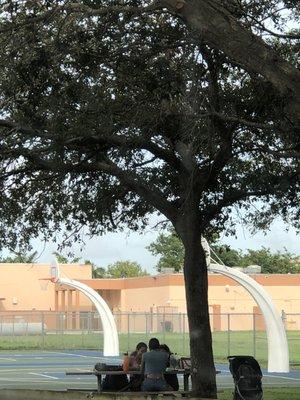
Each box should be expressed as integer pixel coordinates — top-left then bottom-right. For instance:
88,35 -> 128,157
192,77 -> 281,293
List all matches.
227,314 -> 231,357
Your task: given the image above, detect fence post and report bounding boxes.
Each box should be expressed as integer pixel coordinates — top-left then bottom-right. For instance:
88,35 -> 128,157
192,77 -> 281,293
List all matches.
60,312 -> 65,348
253,313 -> 256,358
127,313 -> 130,352
87,311 -> 91,333
41,312 -> 45,349
227,314 -> 231,357
182,314 -> 186,355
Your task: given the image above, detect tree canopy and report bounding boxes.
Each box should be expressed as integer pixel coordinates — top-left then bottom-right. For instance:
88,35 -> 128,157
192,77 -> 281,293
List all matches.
106,260 -> 149,278
148,230 -> 300,273
52,253 -> 148,278
239,247 -> 300,274
52,251 -> 81,264
0,1 -> 299,251
147,230 -> 185,272
0,250 -> 38,263
0,1 -> 299,397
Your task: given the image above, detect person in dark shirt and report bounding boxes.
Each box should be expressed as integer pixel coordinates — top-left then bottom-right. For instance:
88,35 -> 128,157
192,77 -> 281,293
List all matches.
159,344 -> 179,391
141,338 -> 169,392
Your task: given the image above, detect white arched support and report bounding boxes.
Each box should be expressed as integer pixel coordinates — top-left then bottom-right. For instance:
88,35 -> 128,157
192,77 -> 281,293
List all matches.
208,263 -> 289,373
50,260 -> 119,357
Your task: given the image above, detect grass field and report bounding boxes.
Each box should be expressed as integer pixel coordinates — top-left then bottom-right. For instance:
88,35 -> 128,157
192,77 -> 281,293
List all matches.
219,388 -> 300,399
0,330 -> 299,367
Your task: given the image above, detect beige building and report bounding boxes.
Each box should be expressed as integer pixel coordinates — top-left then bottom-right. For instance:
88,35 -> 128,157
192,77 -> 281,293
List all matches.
0,263 -> 299,332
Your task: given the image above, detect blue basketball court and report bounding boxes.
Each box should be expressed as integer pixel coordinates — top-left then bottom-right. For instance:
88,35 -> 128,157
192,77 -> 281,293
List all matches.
0,350 -> 299,391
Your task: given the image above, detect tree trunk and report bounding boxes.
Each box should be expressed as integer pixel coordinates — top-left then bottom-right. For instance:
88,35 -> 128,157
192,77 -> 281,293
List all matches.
162,0 -> 300,120
176,213 -> 217,398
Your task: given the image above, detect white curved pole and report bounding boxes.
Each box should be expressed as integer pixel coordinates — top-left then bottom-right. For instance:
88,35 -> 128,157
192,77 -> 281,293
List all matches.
208,262 -> 289,372
201,238 -> 289,372
51,260 -> 119,356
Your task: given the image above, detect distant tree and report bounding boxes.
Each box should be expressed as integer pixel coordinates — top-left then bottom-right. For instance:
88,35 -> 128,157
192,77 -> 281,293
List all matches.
92,266 -> 107,279
240,248 -> 300,274
52,251 -> 81,264
210,245 -> 243,268
0,250 -> 38,263
147,229 -> 184,272
148,231 -> 299,272
148,230 -> 244,270
84,259 -> 107,278
106,261 -> 148,278
53,254 -> 106,277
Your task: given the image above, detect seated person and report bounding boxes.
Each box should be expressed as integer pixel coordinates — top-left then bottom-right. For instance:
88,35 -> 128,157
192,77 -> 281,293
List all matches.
159,344 -> 179,391
129,342 -> 148,370
141,338 -> 169,392
124,342 -> 147,391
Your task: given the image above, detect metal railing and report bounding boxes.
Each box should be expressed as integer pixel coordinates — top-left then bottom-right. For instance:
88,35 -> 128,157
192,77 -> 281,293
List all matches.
0,311 -> 299,365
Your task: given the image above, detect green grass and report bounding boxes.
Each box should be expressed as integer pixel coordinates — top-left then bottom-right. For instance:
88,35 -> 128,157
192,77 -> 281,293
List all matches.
1,330 -> 299,367
218,388 -> 300,399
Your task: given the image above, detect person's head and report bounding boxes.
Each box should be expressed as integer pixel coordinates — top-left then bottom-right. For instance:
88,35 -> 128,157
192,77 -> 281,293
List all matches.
148,337 -> 160,350
159,344 -> 171,354
136,342 -> 147,355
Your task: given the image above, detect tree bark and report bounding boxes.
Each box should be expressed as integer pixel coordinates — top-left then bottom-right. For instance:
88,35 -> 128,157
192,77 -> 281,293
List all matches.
175,210 -> 217,398
162,0 -> 300,121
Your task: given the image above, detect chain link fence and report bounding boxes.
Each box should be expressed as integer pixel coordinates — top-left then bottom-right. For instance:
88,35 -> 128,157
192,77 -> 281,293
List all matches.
0,311 -> 299,365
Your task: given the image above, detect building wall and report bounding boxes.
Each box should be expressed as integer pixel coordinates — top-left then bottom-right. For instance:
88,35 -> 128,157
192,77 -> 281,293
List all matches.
82,274 -> 300,331
1,266 -> 300,331
0,263 -> 92,312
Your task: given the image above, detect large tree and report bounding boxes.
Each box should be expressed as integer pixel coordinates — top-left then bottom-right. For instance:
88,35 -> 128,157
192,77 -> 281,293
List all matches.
0,1 -> 299,397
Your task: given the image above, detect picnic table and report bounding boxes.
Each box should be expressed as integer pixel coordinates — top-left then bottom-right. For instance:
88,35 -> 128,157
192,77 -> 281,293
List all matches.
66,369 -> 192,393
65,368 -> 221,394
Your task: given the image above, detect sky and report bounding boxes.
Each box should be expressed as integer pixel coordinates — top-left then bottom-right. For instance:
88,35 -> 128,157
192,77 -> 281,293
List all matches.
28,216 -> 299,275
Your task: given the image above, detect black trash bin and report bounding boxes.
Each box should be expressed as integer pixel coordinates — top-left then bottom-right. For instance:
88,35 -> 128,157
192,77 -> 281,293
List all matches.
164,320 -> 173,332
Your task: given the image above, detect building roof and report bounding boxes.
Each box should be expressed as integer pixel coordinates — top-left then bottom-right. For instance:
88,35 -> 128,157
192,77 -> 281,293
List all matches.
55,273 -> 300,291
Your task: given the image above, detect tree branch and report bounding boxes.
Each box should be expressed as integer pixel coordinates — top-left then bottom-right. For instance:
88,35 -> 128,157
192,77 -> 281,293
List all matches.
0,1 -> 164,34
0,118 -> 182,170
209,112 -> 277,130
65,134 -> 182,170
201,169 -> 300,228
169,0 -> 300,119
0,119 -> 45,137
251,17 -> 300,40
1,146 -> 177,222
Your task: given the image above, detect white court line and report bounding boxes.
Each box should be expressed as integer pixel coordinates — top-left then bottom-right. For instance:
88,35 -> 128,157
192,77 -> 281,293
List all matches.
29,372 -> 58,380
44,351 -> 121,364
0,378 -> 55,382
0,368 -> 66,373
47,351 -> 94,358
0,358 -> 17,362
0,381 -> 95,386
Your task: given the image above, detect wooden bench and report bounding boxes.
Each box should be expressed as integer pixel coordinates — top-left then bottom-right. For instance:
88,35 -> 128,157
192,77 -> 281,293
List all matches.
92,391 -> 191,397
